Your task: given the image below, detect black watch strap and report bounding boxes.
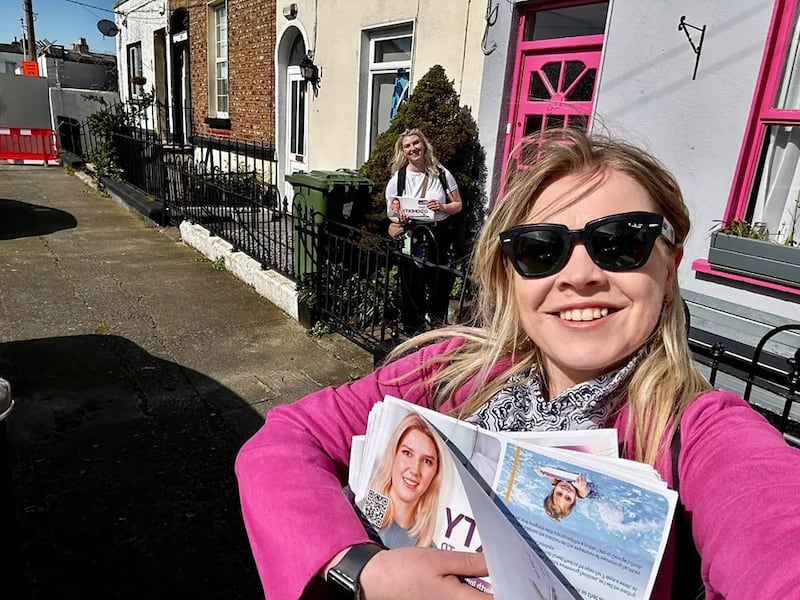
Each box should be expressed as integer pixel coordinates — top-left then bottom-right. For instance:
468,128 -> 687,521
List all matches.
326,543 -> 383,600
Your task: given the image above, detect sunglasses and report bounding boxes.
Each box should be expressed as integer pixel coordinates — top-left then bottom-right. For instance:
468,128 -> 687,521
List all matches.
500,211 -> 676,278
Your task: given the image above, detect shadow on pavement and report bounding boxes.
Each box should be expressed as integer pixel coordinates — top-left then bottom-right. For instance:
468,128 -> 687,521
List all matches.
0,199 -> 78,240
0,335 -> 264,599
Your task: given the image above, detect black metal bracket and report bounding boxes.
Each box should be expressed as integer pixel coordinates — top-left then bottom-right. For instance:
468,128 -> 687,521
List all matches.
481,0 -> 499,56
678,16 -> 706,80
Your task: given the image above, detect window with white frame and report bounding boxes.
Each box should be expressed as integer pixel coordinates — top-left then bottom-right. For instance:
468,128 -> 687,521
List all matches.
127,42 -> 144,98
363,26 -> 413,159
730,1 -> 800,248
210,2 -> 229,118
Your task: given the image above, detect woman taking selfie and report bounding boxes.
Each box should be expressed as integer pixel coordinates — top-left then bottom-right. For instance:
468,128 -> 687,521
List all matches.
237,129 -> 800,600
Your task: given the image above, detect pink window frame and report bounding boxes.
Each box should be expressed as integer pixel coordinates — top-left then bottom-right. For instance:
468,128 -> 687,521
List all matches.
690,0 -> 800,297
725,0 -> 800,222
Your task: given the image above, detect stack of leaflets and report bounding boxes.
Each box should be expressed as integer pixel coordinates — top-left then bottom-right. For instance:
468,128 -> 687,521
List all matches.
349,396 -> 677,600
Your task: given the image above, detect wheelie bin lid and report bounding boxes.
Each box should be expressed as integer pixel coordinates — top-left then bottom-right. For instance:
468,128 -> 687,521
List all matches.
285,170 -> 373,192
0,377 -> 12,422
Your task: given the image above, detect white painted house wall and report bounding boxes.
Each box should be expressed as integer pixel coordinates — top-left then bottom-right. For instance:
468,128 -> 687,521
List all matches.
595,1 -> 797,329
115,0 -> 168,104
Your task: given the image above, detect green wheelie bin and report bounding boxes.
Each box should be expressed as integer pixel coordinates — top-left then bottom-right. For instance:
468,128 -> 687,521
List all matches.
287,170 -> 374,278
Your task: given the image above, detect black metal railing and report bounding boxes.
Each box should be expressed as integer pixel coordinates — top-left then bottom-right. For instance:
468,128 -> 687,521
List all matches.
691,324 -> 800,444
74,100 -> 279,229
305,219 -> 473,358
114,126 -> 168,200
167,157 -> 292,278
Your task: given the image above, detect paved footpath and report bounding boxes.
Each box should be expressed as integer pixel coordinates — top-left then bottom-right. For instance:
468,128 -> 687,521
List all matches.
0,164 -> 373,599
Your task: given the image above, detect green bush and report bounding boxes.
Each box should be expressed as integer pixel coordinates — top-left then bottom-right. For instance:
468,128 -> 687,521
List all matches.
359,65 -> 487,259
83,93 -> 154,184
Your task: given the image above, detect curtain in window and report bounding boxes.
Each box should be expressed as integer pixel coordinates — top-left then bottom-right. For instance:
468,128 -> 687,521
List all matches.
751,127 -> 800,243
390,72 -> 409,119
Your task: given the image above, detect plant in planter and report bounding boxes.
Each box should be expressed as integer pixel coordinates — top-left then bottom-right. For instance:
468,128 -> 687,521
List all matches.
717,218 -> 769,240
784,196 -> 799,247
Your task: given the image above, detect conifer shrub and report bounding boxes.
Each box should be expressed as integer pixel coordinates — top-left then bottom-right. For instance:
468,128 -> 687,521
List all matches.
359,64 -> 487,259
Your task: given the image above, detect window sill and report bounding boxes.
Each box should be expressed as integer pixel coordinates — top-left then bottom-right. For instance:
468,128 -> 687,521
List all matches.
691,259 -> 800,296
203,117 -> 231,130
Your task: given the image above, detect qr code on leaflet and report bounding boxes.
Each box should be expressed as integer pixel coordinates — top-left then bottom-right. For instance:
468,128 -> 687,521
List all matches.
363,489 -> 389,529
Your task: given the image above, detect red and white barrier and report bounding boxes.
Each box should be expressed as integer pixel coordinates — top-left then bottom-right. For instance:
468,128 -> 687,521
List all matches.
0,127 -> 60,165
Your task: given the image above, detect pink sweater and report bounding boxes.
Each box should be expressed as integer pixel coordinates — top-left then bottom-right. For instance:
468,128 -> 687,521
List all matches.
235,338 -> 800,599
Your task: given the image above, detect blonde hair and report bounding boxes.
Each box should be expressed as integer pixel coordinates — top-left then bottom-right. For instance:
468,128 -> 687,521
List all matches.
390,128 -> 444,178
369,413 -> 445,547
387,129 -> 712,465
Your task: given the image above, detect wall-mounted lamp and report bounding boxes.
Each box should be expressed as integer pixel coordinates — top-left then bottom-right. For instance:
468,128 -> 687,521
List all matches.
282,3 -> 298,20
300,54 -> 321,96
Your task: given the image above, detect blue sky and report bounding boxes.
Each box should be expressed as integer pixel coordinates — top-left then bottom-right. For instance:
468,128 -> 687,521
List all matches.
0,0 -> 119,54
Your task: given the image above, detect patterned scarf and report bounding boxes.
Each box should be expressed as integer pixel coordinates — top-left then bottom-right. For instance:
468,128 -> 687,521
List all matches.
465,350 -> 644,432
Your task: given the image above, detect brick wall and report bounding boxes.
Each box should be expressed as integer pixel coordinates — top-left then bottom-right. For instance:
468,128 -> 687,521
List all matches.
169,0 -> 275,145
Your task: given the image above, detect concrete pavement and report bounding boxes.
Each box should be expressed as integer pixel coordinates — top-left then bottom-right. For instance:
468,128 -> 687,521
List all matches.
0,163 -> 373,599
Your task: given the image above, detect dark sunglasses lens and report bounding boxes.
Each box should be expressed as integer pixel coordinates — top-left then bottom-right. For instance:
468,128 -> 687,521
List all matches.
512,230 -> 566,276
590,219 -> 654,270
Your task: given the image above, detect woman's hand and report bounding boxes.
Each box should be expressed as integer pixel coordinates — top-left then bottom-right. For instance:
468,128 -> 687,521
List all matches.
426,199 -> 445,214
574,474 -> 590,498
360,547 -> 491,599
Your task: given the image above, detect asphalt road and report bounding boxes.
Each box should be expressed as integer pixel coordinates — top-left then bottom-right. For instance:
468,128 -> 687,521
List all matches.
0,164 -> 372,599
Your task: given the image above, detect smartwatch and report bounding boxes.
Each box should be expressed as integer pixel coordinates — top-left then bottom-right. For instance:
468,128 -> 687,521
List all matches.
326,543 -> 383,600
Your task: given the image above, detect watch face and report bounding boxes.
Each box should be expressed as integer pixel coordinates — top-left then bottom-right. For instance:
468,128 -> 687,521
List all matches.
327,568 -> 359,600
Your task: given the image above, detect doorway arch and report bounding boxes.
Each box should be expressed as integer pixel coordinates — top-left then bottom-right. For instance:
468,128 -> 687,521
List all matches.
276,24 -> 311,203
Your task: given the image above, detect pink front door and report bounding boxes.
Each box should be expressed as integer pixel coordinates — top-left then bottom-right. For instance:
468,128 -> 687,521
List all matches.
510,39 -> 602,149
500,35 -> 603,192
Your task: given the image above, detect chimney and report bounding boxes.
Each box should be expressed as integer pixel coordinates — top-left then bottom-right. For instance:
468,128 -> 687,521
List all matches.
73,37 -> 89,54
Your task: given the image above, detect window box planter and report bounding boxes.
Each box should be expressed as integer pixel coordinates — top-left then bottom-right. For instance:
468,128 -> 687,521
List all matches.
708,232 -> 800,289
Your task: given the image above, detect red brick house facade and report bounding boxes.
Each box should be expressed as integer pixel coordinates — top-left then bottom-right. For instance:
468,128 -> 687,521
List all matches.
169,0 -> 275,143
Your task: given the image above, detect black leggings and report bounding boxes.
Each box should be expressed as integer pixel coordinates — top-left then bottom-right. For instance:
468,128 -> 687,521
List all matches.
399,223 -> 454,330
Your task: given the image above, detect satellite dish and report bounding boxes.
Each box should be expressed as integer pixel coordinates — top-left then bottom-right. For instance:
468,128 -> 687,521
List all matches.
97,19 -> 120,37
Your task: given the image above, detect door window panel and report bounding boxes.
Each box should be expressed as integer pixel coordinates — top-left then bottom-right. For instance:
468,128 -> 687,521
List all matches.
542,62 -> 561,90
290,78 -> 306,156
528,73 -> 549,101
566,68 -> 596,101
523,3 -> 609,41
524,115 -> 543,136
374,38 -> 411,63
546,115 -> 565,130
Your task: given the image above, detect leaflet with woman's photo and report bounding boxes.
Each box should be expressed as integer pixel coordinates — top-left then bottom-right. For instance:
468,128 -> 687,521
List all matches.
348,396 -> 677,600
350,399 -> 494,593
398,196 -> 434,220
